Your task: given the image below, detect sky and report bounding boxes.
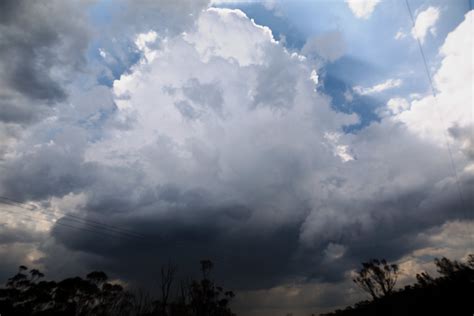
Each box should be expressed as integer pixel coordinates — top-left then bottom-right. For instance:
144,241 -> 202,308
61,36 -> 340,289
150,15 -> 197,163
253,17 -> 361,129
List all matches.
0,0 -> 473,315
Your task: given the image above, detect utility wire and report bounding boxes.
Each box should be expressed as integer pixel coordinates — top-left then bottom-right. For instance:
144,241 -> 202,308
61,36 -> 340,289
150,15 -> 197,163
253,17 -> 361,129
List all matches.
0,196 -> 147,240
0,207 -> 142,241
0,206 -> 193,249
404,0 -> 466,207
0,196 -> 193,249
0,198 -> 144,240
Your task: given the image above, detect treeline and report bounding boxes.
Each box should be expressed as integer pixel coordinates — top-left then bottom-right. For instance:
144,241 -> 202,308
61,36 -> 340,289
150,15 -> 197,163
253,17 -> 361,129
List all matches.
321,254 -> 474,316
0,260 -> 235,316
2,255 -> 473,316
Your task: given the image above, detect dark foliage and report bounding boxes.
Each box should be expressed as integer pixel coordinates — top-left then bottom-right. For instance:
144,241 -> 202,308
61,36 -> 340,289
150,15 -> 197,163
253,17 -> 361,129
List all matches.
0,260 -> 235,316
321,254 -> 474,316
352,259 -> 399,300
3,255 -> 473,316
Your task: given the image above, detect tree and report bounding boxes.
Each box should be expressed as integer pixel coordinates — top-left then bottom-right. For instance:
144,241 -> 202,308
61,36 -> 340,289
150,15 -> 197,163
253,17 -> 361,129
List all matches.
157,263 -> 177,316
353,259 -> 399,300
188,259 -> 235,316
0,266 -> 133,316
322,254 -> 474,316
1,261 -> 237,316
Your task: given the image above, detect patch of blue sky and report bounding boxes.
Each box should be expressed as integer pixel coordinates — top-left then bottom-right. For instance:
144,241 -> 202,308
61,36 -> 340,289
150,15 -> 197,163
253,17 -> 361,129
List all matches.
77,108 -> 116,143
84,0 -> 471,131
224,3 -> 306,49
229,0 -> 471,132
321,70 -> 382,133
85,39 -> 141,87
86,0 -> 141,87
87,0 -> 116,26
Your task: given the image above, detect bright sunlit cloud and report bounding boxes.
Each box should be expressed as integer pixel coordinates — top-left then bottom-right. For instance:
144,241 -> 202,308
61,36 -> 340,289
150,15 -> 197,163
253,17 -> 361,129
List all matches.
345,0 -> 381,19
353,78 -> 402,95
411,6 -> 441,43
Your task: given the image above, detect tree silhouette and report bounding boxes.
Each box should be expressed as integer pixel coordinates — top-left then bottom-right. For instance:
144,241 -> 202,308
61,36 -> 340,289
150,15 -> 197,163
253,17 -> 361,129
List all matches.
0,260 -> 236,316
187,260 -> 235,316
323,254 -> 474,316
352,259 -> 399,300
155,263 -> 177,316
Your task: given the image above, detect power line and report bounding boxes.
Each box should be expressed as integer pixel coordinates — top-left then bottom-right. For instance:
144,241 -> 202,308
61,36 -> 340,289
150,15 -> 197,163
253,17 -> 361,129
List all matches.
0,196 -> 196,249
0,207 -> 142,241
0,196 -> 147,240
0,196 -> 147,238
0,198 -> 144,240
404,0 -> 466,208
0,206 -> 194,250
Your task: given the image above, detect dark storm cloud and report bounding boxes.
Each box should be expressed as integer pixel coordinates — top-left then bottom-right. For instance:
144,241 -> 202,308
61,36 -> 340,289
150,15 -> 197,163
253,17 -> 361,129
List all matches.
49,196 -> 304,290
0,0 -> 90,123
0,130 -> 90,201
0,97 -> 39,124
38,160 -> 472,290
0,224 -> 45,245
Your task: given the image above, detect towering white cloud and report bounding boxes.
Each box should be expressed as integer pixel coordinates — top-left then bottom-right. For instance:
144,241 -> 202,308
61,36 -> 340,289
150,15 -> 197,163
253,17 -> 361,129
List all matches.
91,8 -> 357,230
397,11 -> 473,148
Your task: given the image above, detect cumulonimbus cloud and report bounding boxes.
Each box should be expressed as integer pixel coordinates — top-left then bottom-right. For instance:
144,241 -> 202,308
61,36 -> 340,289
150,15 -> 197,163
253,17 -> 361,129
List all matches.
0,4 -> 472,314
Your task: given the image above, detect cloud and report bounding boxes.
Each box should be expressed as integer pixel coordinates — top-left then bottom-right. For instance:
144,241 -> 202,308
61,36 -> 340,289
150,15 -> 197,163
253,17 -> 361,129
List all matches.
411,6 -> 440,43
353,78 -> 402,95
1,7 -> 357,289
377,97 -> 410,117
0,4 -> 472,315
324,132 -> 355,163
397,11 -> 473,144
184,8 -> 277,66
0,0 -> 90,107
53,9 -> 473,290
396,220 -> 474,287
310,70 -> 319,85
0,0 -> 93,163
345,0 -> 381,19
395,30 -> 407,40
302,31 -> 346,62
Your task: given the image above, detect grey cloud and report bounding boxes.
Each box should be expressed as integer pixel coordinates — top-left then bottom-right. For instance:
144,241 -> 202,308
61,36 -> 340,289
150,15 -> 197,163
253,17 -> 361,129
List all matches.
173,79 -> 225,120
119,0 -> 209,35
0,0 -> 91,127
448,124 -> 474,160
302,30 -> 346,62
49,200 -> 303,290
0,224 -> 45,246
0,96 -> 42,124
0,147 -> 89,201
32,145 -> 470,289
252,51 -> 299,109
175,100 -> 200,120
182,78 -> 224,116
